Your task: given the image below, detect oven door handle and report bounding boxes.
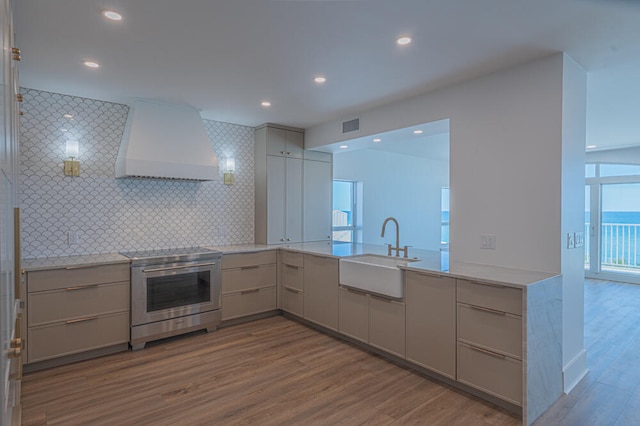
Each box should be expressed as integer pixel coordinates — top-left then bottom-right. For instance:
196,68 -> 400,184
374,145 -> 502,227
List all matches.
142,262 -> 217,273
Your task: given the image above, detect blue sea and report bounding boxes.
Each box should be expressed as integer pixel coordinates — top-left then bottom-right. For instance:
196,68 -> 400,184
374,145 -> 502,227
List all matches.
587,212 -> 640,267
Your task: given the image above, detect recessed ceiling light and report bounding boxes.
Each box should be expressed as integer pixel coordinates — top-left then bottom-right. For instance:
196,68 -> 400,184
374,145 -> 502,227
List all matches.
396,36 -> 412,46
413,130 -> 423,134
373,138 -> 382,142
339,145 -> 348,149
63,114 -> 74,119
586,145 -> 597,149
83,61 -> 100,68
102,10 -> 123,21
314,76 -> 327,84
261,101 -> 271,107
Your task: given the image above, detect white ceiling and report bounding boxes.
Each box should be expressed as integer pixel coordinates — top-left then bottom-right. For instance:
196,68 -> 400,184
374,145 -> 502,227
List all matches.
13,0 -> 640,151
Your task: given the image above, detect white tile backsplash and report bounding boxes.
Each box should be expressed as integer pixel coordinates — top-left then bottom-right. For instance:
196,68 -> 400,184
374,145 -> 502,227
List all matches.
19,89 -> 254,258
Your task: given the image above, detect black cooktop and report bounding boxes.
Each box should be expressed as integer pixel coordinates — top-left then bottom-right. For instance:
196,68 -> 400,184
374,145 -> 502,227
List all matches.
120,246 -> 222,266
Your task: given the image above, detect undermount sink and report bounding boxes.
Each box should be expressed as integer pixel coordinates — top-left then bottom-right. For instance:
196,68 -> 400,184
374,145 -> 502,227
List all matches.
339,254 -> 418,299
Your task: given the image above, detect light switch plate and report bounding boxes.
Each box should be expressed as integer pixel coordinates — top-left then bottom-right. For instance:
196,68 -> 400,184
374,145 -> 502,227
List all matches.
574,232 -> 584,248
480,234 -> 496,249
567,233 -> 575,249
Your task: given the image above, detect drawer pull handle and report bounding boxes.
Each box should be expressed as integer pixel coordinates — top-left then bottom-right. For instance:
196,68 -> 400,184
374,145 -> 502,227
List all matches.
65,265 -> 101,270
469,305 -> 507,316
65,284 -> 99,291
240,289 -> 260,295
284,287 -> 301,294
468,280 -> 506,289
66,316 -> 99,324
345,287 -> 367,296
467,345 -> 506,359
240,265 -> 260,270
284,264 -> 300,270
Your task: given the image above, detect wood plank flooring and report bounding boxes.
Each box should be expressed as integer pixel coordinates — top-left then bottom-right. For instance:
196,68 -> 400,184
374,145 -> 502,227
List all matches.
533,279 -> 640,426
21,279 -> 640,425
21,317 -> 518,425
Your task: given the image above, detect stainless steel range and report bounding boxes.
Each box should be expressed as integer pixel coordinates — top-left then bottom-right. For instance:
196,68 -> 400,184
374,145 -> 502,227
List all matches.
120,247 -> 222,350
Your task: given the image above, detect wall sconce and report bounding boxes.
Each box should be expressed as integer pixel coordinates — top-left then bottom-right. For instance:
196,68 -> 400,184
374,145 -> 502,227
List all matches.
64,140 -> 80,176
223,157 -> 235,185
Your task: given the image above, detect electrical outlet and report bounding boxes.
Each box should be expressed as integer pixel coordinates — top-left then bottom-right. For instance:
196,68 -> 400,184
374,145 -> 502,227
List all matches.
67,231 -> 79,245
567,233 -> 575,249
480,234 -> 496,249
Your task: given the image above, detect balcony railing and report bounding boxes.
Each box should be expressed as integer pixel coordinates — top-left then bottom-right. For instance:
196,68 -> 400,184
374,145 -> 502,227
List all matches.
585,222 -> 640,273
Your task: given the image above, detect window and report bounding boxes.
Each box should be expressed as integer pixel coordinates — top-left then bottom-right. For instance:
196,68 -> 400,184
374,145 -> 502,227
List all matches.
441,187 -> 450,246
332,180 -> 360,242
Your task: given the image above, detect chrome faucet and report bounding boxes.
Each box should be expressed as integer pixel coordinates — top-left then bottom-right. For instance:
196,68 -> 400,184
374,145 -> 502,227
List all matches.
381,216 -> 409,258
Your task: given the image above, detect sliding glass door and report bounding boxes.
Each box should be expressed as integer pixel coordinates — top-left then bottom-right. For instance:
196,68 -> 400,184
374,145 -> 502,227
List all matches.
586,164 -> 640,282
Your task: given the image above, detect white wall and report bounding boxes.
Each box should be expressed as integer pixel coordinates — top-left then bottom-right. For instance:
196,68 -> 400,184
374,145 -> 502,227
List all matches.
334,149 -> 449,251
306,53 -> 587,392
561,55 -> 588,391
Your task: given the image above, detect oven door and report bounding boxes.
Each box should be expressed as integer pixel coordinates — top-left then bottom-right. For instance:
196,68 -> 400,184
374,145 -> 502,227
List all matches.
131,260 -> 221,326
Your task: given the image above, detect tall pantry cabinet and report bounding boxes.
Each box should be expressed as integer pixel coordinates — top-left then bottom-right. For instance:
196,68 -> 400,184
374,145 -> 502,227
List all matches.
255,123 -> 332,245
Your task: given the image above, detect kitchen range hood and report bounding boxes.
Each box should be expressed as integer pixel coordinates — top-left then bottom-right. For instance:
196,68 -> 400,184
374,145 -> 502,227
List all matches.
116,100 -> 219,181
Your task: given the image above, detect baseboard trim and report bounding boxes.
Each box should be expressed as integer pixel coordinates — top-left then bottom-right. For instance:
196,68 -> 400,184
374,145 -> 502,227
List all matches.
563,349 -> 589,394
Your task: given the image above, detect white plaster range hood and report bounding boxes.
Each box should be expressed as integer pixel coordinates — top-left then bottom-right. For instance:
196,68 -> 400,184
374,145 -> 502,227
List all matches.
116,100 -> 219,181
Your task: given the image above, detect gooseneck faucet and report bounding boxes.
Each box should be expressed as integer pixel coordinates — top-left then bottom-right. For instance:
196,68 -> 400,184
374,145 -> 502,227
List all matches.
381,216 -> 409,258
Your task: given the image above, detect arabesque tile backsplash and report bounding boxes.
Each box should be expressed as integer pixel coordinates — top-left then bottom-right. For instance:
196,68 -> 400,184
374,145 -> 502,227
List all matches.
19,89 -> 254,258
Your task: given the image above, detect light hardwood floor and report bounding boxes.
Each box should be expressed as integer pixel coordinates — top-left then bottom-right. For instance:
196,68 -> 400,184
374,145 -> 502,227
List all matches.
21,279 -> 640,425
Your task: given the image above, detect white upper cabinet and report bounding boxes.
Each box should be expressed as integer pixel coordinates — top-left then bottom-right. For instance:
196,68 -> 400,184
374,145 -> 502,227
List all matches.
265,126 -> 304,159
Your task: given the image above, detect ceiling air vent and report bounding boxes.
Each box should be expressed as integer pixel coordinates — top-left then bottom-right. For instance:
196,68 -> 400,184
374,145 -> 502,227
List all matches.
342,118 -> 360,134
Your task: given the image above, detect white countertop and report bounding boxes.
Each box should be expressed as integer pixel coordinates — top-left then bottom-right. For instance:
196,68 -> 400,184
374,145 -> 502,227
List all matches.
22,242 -> 559,288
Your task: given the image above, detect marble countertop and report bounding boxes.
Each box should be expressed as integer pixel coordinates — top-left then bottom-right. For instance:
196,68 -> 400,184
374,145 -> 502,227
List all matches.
22,242 -> 558,287
22,253 -> 130,272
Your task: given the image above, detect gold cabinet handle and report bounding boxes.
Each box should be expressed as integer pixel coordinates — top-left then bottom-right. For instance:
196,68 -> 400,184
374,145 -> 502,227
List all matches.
10,338 -> 23,349
66,316 -> 99,324
7,347 -> 22,359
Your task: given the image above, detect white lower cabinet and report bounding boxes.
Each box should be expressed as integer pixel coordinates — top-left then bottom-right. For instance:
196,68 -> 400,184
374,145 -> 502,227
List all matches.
26,263 -> 130,364
221,251 -> 277,321
338,287 -> 368,342
338,286 -> 405,357
368,295 -> 405,358
456,279 -> 524,407
405,271 -> 456,379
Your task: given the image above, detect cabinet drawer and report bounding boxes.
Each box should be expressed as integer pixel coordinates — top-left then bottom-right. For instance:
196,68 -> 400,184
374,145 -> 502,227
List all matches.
281,286 -> 304,317
281,250 -> 303,268
338,287 -> 368,343
457,342 -> 522,406
28,263 -> 130,292
222,286 -> 276,320
282,263 -> 304,291
28,281 -> 129,326
28,312 -> 130,363
457,303 -> 522,359
457,279 -> 522,315
222,251 -> 276,270
222,264 -> 276,293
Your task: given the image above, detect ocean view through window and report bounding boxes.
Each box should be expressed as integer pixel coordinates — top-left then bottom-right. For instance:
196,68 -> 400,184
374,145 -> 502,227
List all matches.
586,164 -> 640,279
